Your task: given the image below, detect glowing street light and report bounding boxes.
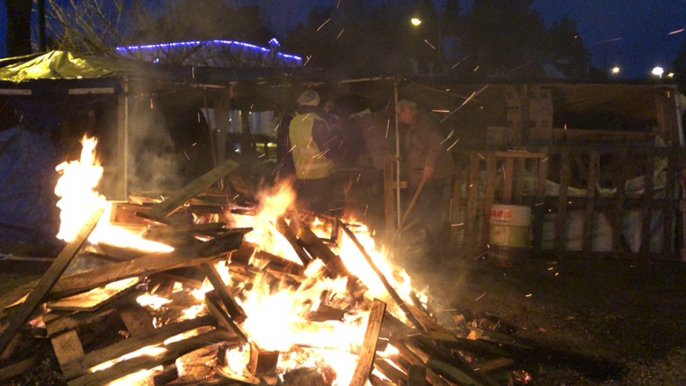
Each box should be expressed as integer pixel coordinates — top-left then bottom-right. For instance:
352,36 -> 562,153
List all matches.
652,66 -> 664,78
611,66 -> 620,75
410,17 -> 422,26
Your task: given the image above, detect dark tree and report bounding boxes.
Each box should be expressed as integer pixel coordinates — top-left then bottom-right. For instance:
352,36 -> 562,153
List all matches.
547,16 -> 590,78
5,0 -> 33,56
462,0 -> 548,77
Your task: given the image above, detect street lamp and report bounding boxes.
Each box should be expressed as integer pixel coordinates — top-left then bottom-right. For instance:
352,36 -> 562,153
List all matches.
409,17 -> 443,74
411,17 -> 422,26
611,66 -> 620,75
652,66 -> 664,78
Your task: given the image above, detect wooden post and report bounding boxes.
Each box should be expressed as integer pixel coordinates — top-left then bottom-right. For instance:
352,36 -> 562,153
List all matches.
664,147 -> 677,257
583,150 -> 599,253
0,208 -> 103,357
554,149 -> 570,253
640,148 -> 655,253
532,152 -> 548,251
612,148 -> 627,257
482,152 -> 496,251
502,157 -> 514,204
116,80 -> 128,200
466,153 -> 480,258
349,299 -> 387,386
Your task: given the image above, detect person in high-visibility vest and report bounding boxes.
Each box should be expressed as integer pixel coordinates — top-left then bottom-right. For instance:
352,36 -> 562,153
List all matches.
288,90 -> 341,213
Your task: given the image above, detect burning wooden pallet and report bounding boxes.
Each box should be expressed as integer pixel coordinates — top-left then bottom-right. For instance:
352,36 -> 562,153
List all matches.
0,152 -> 530,386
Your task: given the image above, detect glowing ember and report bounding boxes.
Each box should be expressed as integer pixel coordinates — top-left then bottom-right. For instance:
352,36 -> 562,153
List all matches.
54,135 -> 173,253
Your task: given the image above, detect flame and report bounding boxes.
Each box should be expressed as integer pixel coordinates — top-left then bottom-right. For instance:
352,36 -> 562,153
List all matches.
136,294 -> 172,309
55,135 -> 173,253
229,182 -> 302,264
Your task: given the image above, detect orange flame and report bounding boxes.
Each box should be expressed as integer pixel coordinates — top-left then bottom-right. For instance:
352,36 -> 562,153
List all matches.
54,135 -> 173,253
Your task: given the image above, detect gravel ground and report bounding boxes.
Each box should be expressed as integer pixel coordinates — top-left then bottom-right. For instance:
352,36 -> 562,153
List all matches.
406,252 -> 686,385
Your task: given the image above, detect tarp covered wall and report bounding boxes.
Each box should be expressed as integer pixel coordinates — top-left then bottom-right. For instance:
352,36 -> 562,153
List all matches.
0,126 -> 61,244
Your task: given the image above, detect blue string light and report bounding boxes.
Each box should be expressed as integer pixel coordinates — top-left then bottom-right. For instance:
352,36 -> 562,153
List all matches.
116,39 -> 301,63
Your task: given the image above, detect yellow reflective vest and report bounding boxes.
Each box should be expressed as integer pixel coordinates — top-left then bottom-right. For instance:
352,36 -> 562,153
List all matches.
289,111 -> 334,179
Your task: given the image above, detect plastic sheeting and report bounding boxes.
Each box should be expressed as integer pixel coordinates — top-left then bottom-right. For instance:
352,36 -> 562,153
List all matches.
0,126 -> 61,243
0,51 -> 126,81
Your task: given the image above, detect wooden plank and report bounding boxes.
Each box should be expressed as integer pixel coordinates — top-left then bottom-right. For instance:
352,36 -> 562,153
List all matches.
137,158 -> 239,222
555,150 -> 570,252
67,329 -> 237,386
502,158 -> 514,204
374,358 -> 407,385
0,208 -> 103,357
339,222 -> 423,330
466,153 -> 480,258
50,330 -> 85,367
513,158 -> 526,205
202,263 -> 247,322
450,154 -> 464,251
205,291 -> 248,342
349,299 -> 387,386
663,148 -> 677,257
482,152 -> 496,250
248,342 -> 279,376
47,277 -> 140,312
0,354 -> 39,382
640,148 -> 655,253
422,331 -> 510,358
409,364 -> 428,386
275,218 -> 312,266
49,229 -> 246,300
288,217 -> 352,278
583,150 -> 599,252
120,304 -> 155,336
61,315 -> 215,380
532,152 -> 548,250
613,148 -> 627,257
493,151 -> 545,159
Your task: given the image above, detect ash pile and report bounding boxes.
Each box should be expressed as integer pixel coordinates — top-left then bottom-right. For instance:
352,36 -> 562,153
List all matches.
0,157 -> 532,386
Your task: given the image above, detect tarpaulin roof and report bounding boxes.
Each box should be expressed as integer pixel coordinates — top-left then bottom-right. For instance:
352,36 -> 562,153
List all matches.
0,50 -> 134,82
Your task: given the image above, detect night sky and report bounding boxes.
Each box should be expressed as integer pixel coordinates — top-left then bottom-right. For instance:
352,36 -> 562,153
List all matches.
0,0 -> 684,79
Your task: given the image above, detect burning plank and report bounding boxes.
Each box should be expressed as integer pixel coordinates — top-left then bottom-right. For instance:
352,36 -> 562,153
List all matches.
60,315 -> 215,380
67,329 -> 239,386
136,158 -> 239,223
349,298 -> 386,386
247,342 -> 279,376
339,220 -> 425,331
0,208 -> 103,357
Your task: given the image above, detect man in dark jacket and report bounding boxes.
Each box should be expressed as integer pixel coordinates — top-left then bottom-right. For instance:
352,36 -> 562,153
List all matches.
396,99 -> 456,257
288,90 -> 341,213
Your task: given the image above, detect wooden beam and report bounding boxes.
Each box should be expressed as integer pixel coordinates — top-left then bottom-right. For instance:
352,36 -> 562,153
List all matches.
205,290 -> 248,343
349,299 -> 386,386
137,158 -> 239,222
555,149 -> 570,252
583,150 -> 599,252
0,208 -> 103,356
640,149 -> 655,253
202,263 -> 247,322
275,218 -> 312,266
61,315 -> 215,380
67,329 -> 237,386
0,229 -> 247,310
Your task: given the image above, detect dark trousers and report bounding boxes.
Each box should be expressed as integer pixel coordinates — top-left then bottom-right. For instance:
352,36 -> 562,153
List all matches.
294,176 -> 334,214
415,177 -> 451,254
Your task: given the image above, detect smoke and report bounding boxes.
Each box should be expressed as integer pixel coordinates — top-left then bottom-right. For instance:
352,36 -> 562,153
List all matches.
126,98 -> 184,194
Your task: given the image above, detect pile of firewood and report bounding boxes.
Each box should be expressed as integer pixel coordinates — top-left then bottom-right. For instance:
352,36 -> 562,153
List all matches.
0,159 -> 531,386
